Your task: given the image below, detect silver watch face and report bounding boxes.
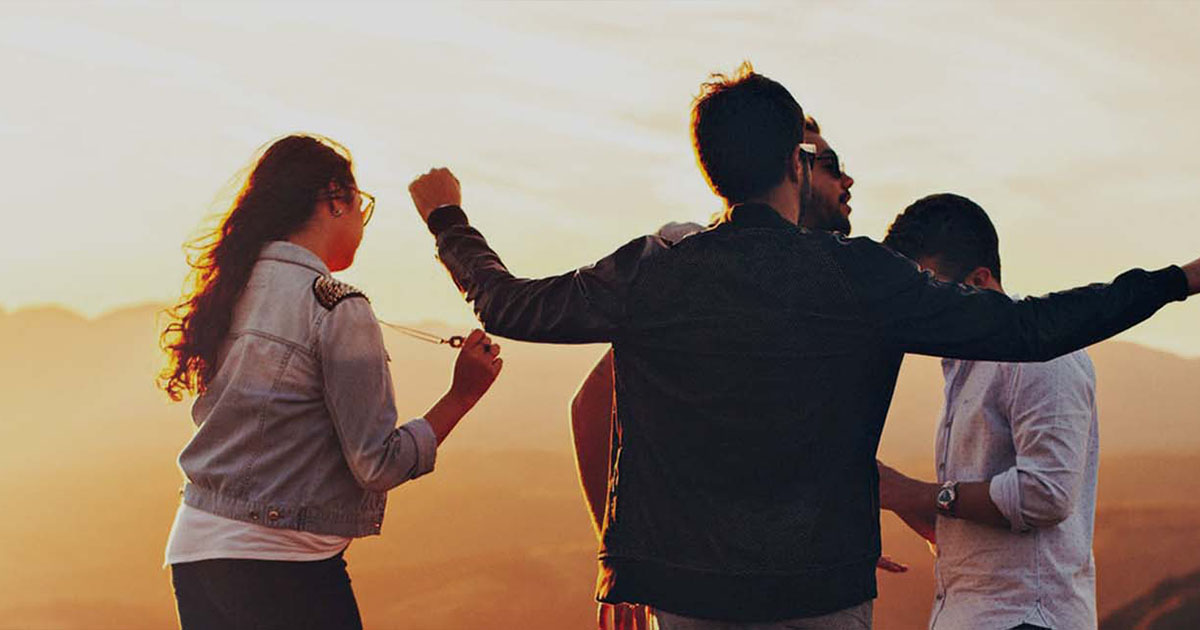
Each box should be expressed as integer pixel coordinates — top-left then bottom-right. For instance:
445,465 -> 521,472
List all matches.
937,488 -> 954,507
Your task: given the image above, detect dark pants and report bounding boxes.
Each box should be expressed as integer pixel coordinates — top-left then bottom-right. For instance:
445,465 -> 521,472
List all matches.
171,553 -> 363,630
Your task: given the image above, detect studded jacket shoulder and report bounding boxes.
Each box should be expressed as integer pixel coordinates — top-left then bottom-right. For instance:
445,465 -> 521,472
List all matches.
313,275 -> 368,310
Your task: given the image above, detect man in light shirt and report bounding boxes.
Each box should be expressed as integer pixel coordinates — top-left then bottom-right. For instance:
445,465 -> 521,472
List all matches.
878,193 -> 1099,630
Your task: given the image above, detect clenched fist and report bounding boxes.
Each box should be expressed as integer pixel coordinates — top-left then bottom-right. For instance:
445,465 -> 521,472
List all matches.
408,167 -> 462,222
448,328 -> 503,406
423,328 -> 503,445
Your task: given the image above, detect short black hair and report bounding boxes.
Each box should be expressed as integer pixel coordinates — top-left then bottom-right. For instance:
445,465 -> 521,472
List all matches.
692,62 -> 808,204
883,193 -> 1001,284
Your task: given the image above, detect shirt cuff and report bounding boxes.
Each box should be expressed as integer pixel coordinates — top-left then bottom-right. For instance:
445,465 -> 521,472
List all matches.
989,468 -> 1030,533
399,417 -> 438,478
427,204 -> 469,237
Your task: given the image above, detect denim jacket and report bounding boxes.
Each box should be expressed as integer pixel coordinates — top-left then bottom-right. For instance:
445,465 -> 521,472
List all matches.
179,241 -> 438,538
427,202 -> 1188,622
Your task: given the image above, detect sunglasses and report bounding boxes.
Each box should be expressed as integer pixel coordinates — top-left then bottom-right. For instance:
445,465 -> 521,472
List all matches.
814,149 -> 847,180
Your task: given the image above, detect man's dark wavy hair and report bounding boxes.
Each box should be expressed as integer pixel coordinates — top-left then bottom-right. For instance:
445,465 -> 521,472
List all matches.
883,193 -> 1002,284
692,62 -> 809,204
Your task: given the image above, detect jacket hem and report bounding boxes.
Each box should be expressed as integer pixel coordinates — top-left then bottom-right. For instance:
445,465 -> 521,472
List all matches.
597,555 -> 878,622
182,483 -> 385,538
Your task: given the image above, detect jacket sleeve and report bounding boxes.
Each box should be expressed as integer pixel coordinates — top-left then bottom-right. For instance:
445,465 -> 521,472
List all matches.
317,297 -> 438,492
828,234 -> 1188,361
429,205 -> 665,343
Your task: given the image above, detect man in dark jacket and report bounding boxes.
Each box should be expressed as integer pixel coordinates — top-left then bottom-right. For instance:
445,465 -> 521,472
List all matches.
407,64 -> 1198,629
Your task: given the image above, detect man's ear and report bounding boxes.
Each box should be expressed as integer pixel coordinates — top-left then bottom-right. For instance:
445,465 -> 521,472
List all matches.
788,143 -> 807,184
965,267 -> 994,289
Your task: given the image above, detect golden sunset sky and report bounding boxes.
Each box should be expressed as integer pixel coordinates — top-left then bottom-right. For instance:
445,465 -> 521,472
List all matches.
3,1 -> 1198,355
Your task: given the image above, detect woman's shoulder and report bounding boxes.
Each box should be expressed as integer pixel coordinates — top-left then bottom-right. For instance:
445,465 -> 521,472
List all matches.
313,275 -> 369,311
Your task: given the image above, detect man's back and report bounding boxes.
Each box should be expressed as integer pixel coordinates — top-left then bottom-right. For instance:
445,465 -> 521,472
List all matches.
601,206 -> 899,620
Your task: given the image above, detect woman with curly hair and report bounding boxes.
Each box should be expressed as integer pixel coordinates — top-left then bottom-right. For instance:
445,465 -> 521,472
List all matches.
160,134 -> 502,630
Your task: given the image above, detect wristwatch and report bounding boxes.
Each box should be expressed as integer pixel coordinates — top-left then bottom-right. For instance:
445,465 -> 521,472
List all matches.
935,481 -> 959,516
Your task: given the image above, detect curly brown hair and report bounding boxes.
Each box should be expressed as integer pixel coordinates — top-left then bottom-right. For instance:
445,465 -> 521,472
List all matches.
159,134 -> 355,401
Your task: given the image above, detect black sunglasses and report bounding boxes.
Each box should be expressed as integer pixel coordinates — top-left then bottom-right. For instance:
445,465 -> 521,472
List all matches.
814,150 -> 847,179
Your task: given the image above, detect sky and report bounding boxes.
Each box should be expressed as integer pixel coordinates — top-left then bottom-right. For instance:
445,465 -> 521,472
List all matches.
2,1 -> 1198,356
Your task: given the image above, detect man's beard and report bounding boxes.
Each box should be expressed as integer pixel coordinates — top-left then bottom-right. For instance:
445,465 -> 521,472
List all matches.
800,191 -> 851,235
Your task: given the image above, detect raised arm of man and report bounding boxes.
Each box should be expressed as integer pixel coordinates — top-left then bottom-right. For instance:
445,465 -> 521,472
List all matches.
571,349 -> 615,538
408,168 -> 667,344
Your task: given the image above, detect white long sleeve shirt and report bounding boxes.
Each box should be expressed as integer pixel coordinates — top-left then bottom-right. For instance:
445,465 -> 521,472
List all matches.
930,348 -> 1099,630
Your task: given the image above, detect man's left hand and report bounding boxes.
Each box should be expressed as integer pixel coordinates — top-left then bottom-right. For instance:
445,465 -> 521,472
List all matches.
876,554 -> 909,573
408,167 -> 462,223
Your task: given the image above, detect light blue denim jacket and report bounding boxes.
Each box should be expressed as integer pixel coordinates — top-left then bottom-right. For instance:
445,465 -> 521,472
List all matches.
179,241 -> 438,537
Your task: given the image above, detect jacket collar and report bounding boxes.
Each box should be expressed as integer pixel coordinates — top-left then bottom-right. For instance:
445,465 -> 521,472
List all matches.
259,241 -> 330,275
726,202 -> 798,230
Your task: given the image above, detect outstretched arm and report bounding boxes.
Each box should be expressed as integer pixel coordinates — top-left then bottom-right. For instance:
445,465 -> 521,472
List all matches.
571,349 -> 616,538
833,235 -> 1191,362
409,168 -> 665,344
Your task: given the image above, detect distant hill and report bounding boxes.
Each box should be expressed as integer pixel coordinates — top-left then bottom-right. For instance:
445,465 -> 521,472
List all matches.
1102,567 -> 1200,630
2,302 -> 1198,460
0,303 -> 1198,629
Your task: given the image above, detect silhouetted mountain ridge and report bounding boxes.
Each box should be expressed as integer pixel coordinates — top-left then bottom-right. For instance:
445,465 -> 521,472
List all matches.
1102,567 -> 1200,630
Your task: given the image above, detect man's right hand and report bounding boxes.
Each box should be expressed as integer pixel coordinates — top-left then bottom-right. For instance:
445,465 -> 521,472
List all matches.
1184,257 -> 1200,296
408,167 -> 462,223
598,603 -> 651,630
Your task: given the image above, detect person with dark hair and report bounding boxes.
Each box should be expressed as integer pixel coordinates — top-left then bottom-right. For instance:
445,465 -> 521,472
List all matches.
692,70 -> 853,236
881,193 -> 1002,284
879,193 -> 1099,630
160,134 -> 503,630
573,108 -> 873,628
408,61 -> 1198,629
